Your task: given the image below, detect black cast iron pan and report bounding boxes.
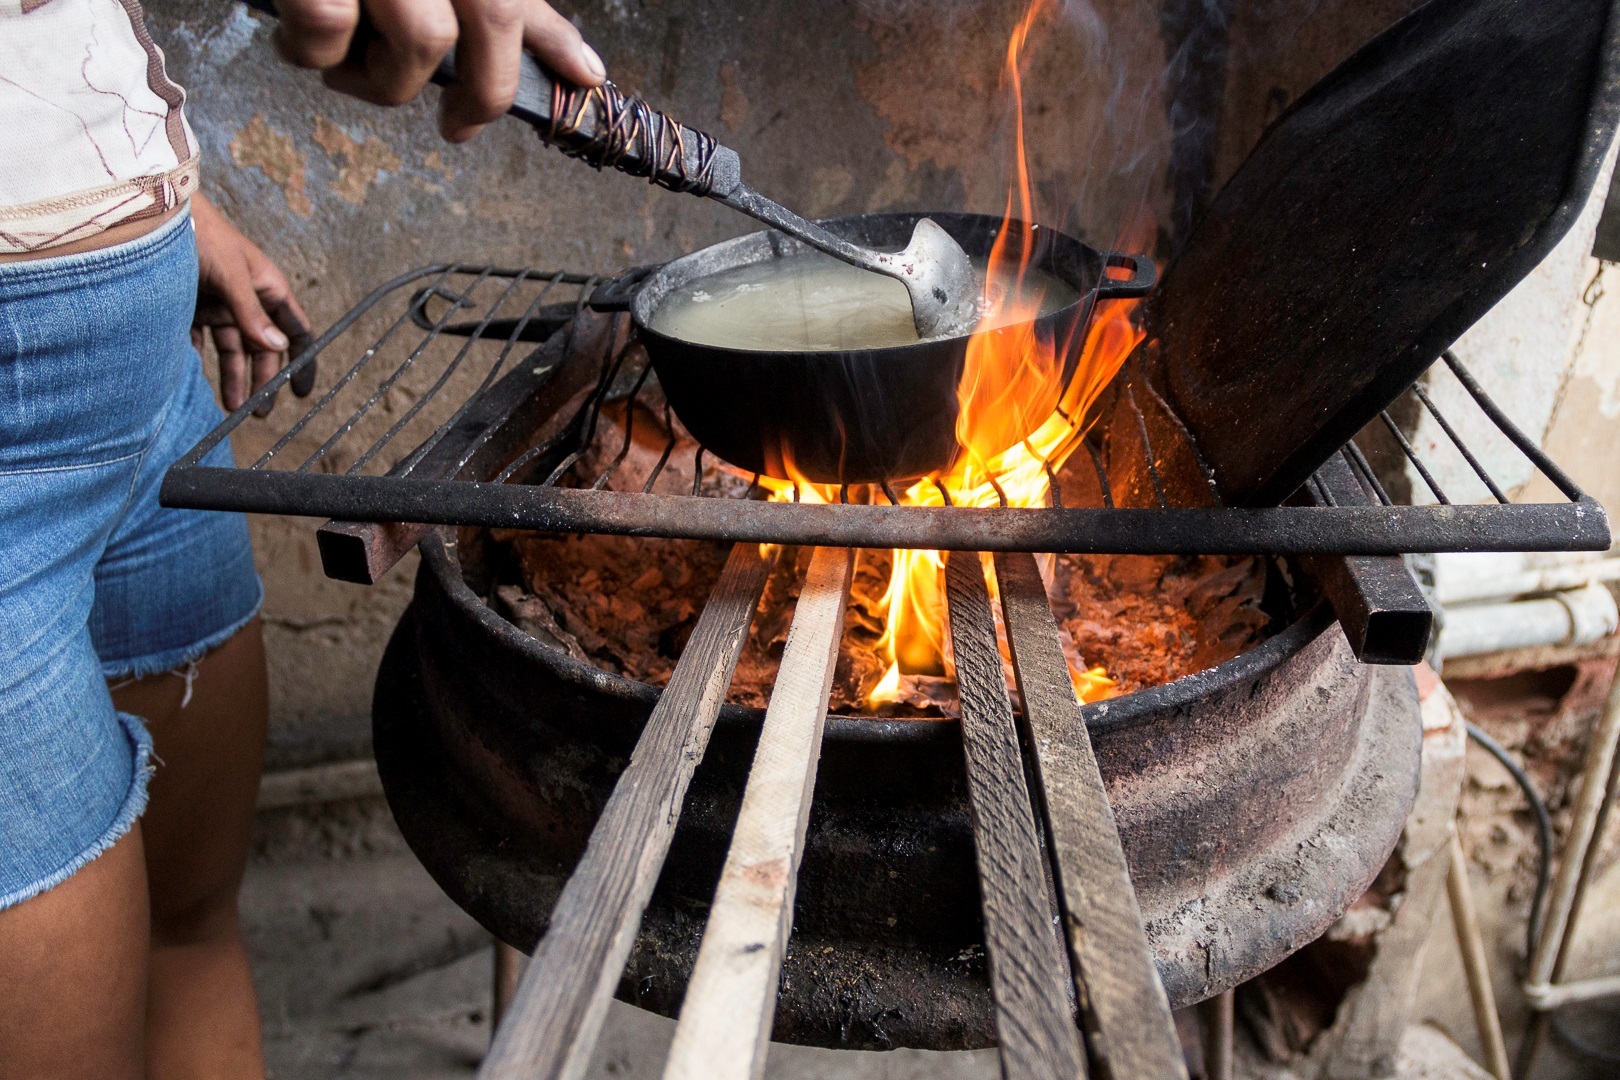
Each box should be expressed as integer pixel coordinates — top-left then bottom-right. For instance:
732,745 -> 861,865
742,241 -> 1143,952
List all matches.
589,211 -> 1154,486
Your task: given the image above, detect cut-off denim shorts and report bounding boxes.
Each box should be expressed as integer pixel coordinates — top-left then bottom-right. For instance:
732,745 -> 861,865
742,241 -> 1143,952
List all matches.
0,208 -> 262,910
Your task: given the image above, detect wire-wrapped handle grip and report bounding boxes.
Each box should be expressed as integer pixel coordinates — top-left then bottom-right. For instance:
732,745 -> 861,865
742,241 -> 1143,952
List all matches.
238,0 -> 740,198
505,55 -> 742,198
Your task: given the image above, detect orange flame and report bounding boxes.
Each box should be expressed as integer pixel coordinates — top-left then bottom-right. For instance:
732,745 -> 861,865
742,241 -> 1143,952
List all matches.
762,0 -> 1149,708
868,0 -> 1146,707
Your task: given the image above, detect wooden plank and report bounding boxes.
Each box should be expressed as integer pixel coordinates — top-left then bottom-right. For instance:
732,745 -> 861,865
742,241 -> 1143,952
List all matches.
943,551 -> 1087,1080
994,550 -> 1187,1080
663,547 -> 853,1080
1445,832 -> 1511,1080
480,543 -> 772,1080
315,310 -> 614,584
1198,990 -> 1233,1080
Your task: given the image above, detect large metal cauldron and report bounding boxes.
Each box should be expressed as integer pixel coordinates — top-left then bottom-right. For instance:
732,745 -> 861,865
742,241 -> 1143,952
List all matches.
371,531 -> 1420,1050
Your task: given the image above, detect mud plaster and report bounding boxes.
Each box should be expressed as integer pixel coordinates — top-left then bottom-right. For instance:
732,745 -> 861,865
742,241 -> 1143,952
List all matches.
311,117 -> 403,206
229,114 -> 311,217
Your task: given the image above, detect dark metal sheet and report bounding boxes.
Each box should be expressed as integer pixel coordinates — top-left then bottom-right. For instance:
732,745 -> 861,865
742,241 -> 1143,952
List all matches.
1594,167 -> 1620,262
1150,0 -> 1620,506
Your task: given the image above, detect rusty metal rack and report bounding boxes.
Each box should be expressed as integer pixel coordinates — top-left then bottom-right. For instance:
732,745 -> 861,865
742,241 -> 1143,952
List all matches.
161,263 -> 1611,567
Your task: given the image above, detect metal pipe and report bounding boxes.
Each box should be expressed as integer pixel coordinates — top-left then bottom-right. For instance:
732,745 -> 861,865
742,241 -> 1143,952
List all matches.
1434,583 -> 1617,661
1435,555 -> 1620,606
1519,672 -> 1620,1076
1525,972 -> 1620,1010
1446,831 -> 1511,1080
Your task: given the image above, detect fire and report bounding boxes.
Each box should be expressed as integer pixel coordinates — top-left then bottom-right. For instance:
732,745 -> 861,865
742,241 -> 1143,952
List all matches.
865,0 -> 1143,707
766,0 -> 1147,708
865,293 -> 1141,707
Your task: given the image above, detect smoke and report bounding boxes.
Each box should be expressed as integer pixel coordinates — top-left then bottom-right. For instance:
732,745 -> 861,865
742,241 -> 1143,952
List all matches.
910,0 -> 1412,256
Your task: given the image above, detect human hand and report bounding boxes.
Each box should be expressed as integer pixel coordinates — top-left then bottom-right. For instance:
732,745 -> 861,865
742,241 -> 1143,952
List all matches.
269,0 -> 606,142
191,194 -> 314,417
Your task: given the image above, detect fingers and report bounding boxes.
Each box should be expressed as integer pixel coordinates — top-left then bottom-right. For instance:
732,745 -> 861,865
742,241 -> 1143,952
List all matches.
213,326 -> 250,413
523,0 -> 604,89
275,0 -> 605,140
267,298 -> 318,398
324,0 -> 459,108
194,194 -> 308,413
272,0 -> 362,71
439,0 -> 524,142
216,257 -> 290,358
251,348 -> 285,417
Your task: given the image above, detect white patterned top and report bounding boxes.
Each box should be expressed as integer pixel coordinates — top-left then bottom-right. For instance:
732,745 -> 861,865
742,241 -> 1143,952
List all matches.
0,0 -> 198,253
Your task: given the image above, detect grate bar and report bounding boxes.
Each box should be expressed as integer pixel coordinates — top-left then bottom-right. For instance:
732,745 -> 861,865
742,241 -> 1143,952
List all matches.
1124,376 -> 1168,508
161,466 -> 1611,555
387,272 -> 575,479
540,338 -> 635,487
1442,350 -> 1588,503
1084,436 -> 1114,509
253,266 -> 461,470
1342,442 -> 1394,507
347,271 -> 536,476
1411,382 -> 1509,503
1379,411 -> 1451,505
592,359 -> 655,490
297,267 -> 494,473
641,402 -> 679,494
162,264 -> 1611,563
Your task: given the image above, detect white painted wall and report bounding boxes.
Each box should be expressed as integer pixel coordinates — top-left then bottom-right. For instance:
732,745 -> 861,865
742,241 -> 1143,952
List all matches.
1402,145 -> 1619,509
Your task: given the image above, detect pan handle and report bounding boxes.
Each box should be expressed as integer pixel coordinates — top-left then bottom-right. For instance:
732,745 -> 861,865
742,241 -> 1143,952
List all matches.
1096,252 -> 1156,299
587,264 -> 663,313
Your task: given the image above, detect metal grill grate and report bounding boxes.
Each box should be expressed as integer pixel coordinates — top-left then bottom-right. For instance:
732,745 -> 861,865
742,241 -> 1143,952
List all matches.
160,263 -> 1610,561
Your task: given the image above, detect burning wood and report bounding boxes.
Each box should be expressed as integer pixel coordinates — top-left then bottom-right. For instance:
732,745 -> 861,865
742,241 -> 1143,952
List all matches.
494,529 -> 1270,718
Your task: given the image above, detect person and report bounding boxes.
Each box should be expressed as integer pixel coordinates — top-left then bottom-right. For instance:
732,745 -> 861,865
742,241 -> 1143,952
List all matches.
0,2 -> 604,1077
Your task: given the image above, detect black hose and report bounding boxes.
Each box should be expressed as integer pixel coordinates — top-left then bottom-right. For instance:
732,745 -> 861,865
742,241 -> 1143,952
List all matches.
1551,1003 -> 1620,1066
1463,721 -> 1553,956
1465,722 -> 1620,1069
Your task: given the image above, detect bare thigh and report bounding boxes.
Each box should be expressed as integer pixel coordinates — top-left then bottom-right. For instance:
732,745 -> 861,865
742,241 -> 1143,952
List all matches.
112,617 -> 267,935
0,828 -> 150,1080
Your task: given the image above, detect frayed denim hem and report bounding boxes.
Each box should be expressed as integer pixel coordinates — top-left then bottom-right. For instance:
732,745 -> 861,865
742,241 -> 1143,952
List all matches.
98,577 -> 264,682
0,712 -> 153,911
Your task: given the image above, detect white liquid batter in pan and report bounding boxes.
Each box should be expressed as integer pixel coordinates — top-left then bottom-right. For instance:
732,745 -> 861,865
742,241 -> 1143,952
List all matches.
647,250 -> 1078,352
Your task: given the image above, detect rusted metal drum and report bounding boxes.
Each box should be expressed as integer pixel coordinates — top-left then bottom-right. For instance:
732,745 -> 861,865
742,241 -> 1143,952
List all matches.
372,531 -> 1420,1051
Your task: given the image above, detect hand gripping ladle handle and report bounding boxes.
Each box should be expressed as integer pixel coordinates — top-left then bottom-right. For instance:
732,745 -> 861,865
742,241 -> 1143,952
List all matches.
237,0 -> 736,194
237,0 -> 973,333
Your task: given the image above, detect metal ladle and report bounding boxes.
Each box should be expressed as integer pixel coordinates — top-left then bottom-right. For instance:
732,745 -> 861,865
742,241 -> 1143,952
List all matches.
238,0 -> 981,338
717,192 -> 981,339
487,51 -> 985,338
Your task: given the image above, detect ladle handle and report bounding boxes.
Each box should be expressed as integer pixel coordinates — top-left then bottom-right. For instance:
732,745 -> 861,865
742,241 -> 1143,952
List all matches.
237,0 -> 742,198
